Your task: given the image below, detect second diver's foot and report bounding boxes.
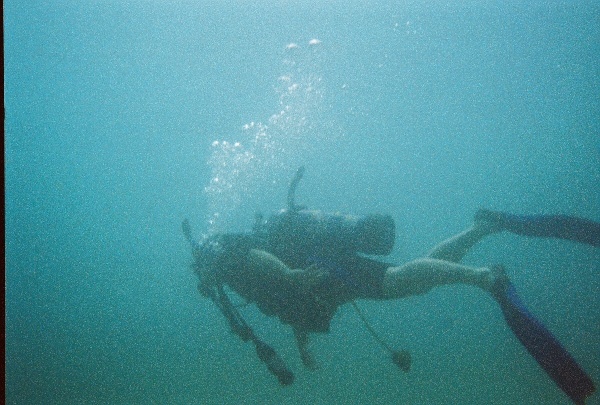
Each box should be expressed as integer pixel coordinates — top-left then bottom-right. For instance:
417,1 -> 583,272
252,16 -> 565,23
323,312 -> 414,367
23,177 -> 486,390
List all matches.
488,264 -> 510,301
474,208 -> 506,235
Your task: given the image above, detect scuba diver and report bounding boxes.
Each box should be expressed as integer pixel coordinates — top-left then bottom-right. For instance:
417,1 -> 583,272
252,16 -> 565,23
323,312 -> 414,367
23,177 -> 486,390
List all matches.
183,167 -> 597,404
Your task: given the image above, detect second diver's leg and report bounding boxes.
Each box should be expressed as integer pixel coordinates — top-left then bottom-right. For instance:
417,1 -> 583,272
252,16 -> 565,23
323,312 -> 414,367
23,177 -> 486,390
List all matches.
382,258 -> 496,298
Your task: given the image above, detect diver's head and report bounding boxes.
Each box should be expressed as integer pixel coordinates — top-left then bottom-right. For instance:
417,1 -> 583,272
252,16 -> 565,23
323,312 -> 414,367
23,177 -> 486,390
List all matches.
192,235 -> 227,298
192,235 -> 224,275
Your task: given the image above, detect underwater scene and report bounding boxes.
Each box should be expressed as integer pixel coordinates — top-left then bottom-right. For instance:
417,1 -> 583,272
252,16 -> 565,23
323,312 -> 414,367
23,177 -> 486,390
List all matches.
5,1 -> 599,404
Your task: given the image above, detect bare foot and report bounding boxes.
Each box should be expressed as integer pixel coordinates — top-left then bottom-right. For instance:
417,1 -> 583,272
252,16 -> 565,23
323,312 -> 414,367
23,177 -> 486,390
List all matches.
474,209 -> 505,235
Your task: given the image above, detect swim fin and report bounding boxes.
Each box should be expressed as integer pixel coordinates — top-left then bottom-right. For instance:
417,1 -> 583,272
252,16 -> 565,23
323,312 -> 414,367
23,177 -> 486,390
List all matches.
476,210 -> 600,247
492,276 -> 596,404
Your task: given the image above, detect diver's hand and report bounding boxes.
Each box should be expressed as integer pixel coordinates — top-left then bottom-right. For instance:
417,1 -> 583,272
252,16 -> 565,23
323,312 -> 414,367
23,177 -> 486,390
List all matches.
289,264 -> 329,294
473,209 -> 505,234
197,267 -> 218,298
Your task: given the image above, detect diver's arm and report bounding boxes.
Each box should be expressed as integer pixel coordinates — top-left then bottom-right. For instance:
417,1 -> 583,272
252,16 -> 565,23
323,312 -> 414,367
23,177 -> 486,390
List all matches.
246,249 -> 299,283
245,249 -> 303,293
247,249 -> 328,291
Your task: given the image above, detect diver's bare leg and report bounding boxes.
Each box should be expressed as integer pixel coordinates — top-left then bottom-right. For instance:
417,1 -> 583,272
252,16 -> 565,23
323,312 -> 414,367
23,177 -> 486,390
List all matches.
294,328 -> 318,370
426,219 -> 501,263
382,258 -> 494,298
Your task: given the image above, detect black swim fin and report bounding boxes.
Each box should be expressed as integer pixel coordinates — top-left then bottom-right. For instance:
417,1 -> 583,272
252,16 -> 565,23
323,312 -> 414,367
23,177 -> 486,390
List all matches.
492,276 -> 595,404
476,209 -> 600,247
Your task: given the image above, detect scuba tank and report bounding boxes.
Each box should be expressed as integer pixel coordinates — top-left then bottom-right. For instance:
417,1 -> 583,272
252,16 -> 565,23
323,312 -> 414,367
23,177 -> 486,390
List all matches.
266,209 -> 395,265
262,166 -> 396,266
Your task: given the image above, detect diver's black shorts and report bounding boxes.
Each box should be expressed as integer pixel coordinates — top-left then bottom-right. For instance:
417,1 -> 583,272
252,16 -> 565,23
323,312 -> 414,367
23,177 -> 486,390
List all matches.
311,255 -> 391,300
345,255 -> 390,299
